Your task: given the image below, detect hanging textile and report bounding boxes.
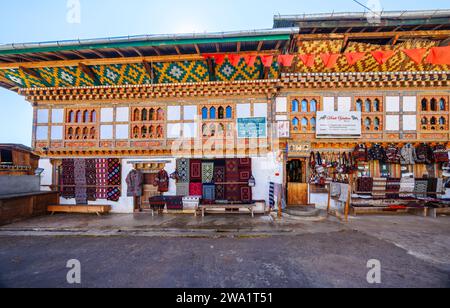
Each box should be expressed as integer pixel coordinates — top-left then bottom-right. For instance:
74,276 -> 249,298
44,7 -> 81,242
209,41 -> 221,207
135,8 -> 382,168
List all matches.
126,169 -> 144,197
244,55 -> 257,67
402,48 -> 427,64
215,185 -> 226,200
226,184 -> 241,202
74,158 -> 87,205
238,158 -> 252,182
202,162 -> 214,184
260,55 -> 274,68
345,52 -> 365,66
189,183 -> 203,196
372,178 -> 387,199
214,166 -> 225,183
415,144 -> 433,164
225,159 -> 240,182
240,186 -> 252,203
85,159 -> 97,201
425,46 -> 450,65
320,53 -> 340,68
176,183 -> 190,197
202,184 -> 216,201
399,177 -> 415,198
269,182 -> 275,209
386,178 -> 401,199
371,50 -> 396,65
433,145 -> 449,163
356,177 -> 373,193
176,158 -> 190,183
61,159 -> 75,199
189,159 -> 202,182
298,54 -> 315,67
96,158 -> 108,199
414,179 -> 429,198
154,169 -> 170,193
107,158 -> 121,202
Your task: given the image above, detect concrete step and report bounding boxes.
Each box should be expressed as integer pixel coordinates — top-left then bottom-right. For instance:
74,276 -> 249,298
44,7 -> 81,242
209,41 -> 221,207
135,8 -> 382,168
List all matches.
284,206 -> 321,217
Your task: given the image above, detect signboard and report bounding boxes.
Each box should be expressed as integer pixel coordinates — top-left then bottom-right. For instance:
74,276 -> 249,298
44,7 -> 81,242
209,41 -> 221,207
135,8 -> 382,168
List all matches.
237,117 -> 267,139
316,112 -> 362,138
276,121 -> 290,138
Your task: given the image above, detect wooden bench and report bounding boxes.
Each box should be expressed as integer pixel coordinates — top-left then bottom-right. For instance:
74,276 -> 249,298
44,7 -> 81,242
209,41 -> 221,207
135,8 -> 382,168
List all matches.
196,204 -> 255,218
47,205 -> 112,216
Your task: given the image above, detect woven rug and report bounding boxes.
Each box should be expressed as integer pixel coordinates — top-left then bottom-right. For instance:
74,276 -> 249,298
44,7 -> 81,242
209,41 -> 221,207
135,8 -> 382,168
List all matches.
85,159 -> 97,201
96,159 -> 108,199
176,158 -> 190,183
61,159 -> 75,199
74,159 -> 87,205
225,159 -> 240,182
215,184 -> 225,200
357,177 -> 373,193
202,162 -> 214,184
240,185 -> 252,203
202,184 -> 216,201
107,158 -> 121,202
214,166 -> 225,183
239,158 -> 251,168
372,178 -> 387,199
414,179 -> 428,198
189,183 -> 203,196
176,183 -> 190,197
386,178 -> 400,199
226,184 -> 241,202
190,159 -> 202,182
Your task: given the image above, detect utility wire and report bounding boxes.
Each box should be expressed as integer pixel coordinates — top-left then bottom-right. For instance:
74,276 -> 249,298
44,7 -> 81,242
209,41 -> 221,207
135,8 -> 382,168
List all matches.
352,0 -> 382,16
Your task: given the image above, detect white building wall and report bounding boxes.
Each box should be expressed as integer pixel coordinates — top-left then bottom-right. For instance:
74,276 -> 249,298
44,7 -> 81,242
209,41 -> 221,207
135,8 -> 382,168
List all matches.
38,159 -> 53,192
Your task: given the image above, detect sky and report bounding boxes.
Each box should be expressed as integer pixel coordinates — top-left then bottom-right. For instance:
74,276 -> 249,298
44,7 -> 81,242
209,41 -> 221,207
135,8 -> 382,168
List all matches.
0,0 -> 449,146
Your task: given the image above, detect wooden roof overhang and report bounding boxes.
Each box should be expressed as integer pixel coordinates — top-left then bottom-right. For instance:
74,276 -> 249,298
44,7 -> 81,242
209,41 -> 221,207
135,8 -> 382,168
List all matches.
20,79 -> 281,103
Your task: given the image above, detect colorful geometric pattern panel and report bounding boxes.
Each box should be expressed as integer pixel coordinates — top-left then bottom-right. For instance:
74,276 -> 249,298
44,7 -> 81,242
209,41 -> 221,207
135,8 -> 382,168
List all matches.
91,63 -> 153,85
292,39 -> 449,73
36,66 -> 95,87
153,61 -> 209,84
0,68 -> 48,88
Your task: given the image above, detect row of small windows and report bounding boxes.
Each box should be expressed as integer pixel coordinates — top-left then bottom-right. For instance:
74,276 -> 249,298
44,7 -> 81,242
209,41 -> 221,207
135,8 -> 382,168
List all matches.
421,98 -> 447,112
292,99 -> 318,113
133,108 -> 164,122
292,117 -> 316,131
67,110 -> 97,123
356,98 -> 381,112
202,106 -> 233,120
67,127 -> 96,140
132,125 -> 164,139
363,117 -> 381,131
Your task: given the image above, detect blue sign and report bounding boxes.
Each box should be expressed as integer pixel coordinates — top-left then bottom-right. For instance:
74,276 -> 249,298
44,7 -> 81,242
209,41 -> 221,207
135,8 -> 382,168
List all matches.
237,117 -> 267,139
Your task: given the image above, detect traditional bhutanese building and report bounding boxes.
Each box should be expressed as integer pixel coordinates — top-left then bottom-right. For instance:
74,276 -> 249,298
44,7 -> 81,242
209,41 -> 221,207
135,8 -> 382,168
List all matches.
0,10 -> 449,214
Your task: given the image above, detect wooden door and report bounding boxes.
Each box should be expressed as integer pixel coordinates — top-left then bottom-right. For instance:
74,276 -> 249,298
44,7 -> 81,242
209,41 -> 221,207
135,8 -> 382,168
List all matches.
287,183 -> 308,206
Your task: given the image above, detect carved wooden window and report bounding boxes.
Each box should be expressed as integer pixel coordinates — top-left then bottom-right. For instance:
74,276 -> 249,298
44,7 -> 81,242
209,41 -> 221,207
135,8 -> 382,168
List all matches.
356,96 -> 383,132
200,104 -> 235,138
419,95 -> 449,131
130,107 -> 165,139
290,96 -> 320,133
64,108 -> 99,141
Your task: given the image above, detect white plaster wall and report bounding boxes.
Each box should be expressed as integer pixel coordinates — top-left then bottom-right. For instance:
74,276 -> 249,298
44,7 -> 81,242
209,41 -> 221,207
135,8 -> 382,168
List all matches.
251,153 -> 282,204
38,158 -> 53,191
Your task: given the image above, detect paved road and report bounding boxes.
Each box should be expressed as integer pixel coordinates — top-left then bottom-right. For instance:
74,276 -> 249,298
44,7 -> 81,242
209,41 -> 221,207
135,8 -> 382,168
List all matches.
0,231 -> 448,288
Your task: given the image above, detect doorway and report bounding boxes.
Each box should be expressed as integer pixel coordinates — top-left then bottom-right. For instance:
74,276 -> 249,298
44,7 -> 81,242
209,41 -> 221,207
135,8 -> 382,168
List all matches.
286,159 -> 309,206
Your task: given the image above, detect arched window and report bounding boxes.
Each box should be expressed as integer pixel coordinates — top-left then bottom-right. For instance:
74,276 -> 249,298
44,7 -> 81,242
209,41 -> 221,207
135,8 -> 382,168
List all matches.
226,106 -> 232,119
421,99 -> 428,111
374,117 -> 380,131
218,123 -> 225,135
218,107 -> 224,119
365,99 -> 372,112
68,111 -> 74,123
90,128 -> 95,139
301,100 -> 308,112
68,127 -> 74,139
310,117 -> 316,131
82,127 -> 88,139
142,109 -> 148,121
364,118 -> 371,130
141,126 -> 148,137
202,124 -> 208,137
133,109 -> 140,121
210,107 -> 216,119
133,126 -> 139,138
91,110 -> 97,122
356,99 -> 363,112
149,126 -> 155,137
209,124 -> 216,137
83,110 -> 89,123
440,98 -> 446,111
75,127 -> 81,139
292,100 -> 299,112
430,98 -> 437,111
301,118 -> 308,132
157,108 -> 164,121
76,111 -> 82,123
439,117 -> 446,125
156,125 -> 163,138
292,117 -> 299,126
421,117 -> 428,125
149,108 -> 155,121
373,99 -> 380,112
310,99 -> 317,112
202,107 -> 208,120
430,117 -> 437,125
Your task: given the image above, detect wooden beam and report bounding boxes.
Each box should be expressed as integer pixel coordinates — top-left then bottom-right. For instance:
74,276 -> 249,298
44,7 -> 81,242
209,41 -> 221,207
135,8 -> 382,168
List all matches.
88,49 -> 107,58
152,46 -> 161,56
215,43 -> 220,53
174,46 -> 181,55
237,42 -> 241,52
66,50 -> 88,59
206,58 -> 216,82
78,63 -> 100,85
194,44 -> 201,55
132,47 -> 144,57
47,52 -> 69,61
114,49 -> 126,58
0,50 -> 278,70
257,41 -> 264,52
341,35 -> 350,53
439,37 -> 450,47
0,74 -> 16,87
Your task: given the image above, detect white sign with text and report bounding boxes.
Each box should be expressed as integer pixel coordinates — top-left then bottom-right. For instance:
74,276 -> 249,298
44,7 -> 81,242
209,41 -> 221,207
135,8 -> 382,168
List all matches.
316,111 -> 362,138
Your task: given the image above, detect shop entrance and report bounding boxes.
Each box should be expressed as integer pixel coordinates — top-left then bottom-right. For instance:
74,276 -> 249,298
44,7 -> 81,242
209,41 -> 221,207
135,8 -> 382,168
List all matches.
132,161 -> 167,211
286,159 -> 309,206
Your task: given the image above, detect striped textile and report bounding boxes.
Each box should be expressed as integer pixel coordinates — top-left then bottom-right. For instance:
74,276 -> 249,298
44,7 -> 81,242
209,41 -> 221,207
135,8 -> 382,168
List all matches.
372,178 -> 387,199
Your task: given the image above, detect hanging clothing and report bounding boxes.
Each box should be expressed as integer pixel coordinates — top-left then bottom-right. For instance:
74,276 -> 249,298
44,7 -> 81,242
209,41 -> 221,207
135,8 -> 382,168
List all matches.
415,144 -> 433,164
385,145 -> 401,164
368,144 -> 386,162
433,145 -> 449,163
154,169 -> 170,193
353,144 -> 368,162
400,144 -> 417,165
126,169 -> 144,197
